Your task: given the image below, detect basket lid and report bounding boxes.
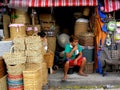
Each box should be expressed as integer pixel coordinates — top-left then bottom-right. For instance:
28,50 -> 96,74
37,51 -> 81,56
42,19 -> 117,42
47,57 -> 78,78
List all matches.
76,18 -> 89,23
79,32 -> 94,37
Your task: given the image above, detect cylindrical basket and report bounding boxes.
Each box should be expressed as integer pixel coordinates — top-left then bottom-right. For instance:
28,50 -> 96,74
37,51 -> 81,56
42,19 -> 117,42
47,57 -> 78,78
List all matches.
44,50 -> 54,68
23,63 -> 42,90
9,24 -> 26,39
74,18 -> 89,37
79,32 -> 94,46
47,37 -> 56,52
42,62 -> 48,86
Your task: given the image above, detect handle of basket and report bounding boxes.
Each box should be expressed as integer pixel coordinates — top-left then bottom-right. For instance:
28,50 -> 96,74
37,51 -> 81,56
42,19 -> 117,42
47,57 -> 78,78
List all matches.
10,45 -> 14,54
32,33 -> 38,36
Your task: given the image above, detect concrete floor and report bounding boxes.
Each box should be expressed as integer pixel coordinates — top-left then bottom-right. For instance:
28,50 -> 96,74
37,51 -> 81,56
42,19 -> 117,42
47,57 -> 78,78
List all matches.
42,68 -> 120,90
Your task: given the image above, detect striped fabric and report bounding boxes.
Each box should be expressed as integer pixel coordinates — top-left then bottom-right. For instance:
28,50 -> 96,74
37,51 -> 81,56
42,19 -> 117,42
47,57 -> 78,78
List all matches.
104,0 -> 120,12
9,0 -> 98,8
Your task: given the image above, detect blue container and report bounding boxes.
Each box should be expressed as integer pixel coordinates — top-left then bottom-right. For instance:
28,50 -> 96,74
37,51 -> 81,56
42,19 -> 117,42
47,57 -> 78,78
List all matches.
82,46 -> 94,62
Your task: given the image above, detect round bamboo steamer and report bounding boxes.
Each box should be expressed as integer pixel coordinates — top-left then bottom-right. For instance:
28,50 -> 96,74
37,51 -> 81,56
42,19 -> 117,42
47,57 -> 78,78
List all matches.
74,18 -> 89,37
9,24 -> 27,39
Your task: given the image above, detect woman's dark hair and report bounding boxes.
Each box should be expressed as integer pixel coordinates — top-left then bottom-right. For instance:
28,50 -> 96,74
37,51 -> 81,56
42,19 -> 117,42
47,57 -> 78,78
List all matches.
69,35 -> 79,42
38,30 -> 46,37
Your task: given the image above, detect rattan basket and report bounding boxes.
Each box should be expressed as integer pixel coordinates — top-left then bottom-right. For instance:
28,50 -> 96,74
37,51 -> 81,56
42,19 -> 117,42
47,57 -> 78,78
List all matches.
26,43 -> 42,50
79,32 -> 94,46
13,36 -> 25,44
27,55 -> 44,63
42,62 -> 48,86
84,62 -> 94,74
9,24 -> 27,39
3,46 -> 26,65
25,50 -> 42,57
0,75 -> 7,90
25,33 -> 41,44
44,50 -> 54,68
23,63 -> 42,90
7,64 -> 25,75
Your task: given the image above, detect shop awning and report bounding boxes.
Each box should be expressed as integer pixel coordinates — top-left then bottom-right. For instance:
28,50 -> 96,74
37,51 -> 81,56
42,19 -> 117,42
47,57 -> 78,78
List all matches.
104,0 -> 120,12
8,0 -> 98,8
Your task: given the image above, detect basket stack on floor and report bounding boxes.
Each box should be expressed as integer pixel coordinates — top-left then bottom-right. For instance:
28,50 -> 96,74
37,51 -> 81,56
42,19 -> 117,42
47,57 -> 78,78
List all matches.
3,35 -> 48,90
3,37 -> 26,90
79,32 -> 95,74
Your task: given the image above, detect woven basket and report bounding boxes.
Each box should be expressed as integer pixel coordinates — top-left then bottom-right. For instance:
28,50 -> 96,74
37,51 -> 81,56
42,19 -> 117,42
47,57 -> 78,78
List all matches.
25,33 -> 41,44
42,62 -> 48,86
44,50 -> 54,68
84,62 -> 94,74
13,36 -> 25,44
27,55 -> 44,63
79,32 -> 94,46
7,64 -> 25,75
0,75 -> 7,90
9,24 -> 27,39
3,46 -> 26,65
26,43 -> 42,50
83,7 -> 90,16
47,37 -> 56,52
74,18 -> 89,37
23,63 -> 42,90
14,43 -> 25,51
25,50 -> 42,57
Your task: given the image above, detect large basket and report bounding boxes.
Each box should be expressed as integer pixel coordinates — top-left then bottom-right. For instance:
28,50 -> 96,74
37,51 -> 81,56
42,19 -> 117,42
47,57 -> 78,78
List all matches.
74,18 -> 89,37
47,37 -> 56,52
25,50 -> 42,57
3,46 -> 26,65
44,50 -> 54,68
79,32 -> 94,46
0,75 -> 7,90
14,43 -> 25,51
13,36 -> 25,44
9,24 -> 27,39
42,62 -> 48,86
7,64 -> 25,75
23,63 -> 42,90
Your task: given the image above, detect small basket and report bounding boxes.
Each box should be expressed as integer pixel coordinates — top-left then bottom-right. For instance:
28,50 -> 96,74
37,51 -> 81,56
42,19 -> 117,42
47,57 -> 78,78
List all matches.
25,33 -> 41,44
84,62 -> 94,74
14,43 -> 25,51
44,50 -> 54,68
7,64 -> 25,75
27,55 -> 44,63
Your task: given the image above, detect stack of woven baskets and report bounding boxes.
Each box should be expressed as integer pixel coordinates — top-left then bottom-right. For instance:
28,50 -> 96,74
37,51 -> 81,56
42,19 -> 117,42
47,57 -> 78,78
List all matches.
79,32 -> 95,74
3,37 -> 26,90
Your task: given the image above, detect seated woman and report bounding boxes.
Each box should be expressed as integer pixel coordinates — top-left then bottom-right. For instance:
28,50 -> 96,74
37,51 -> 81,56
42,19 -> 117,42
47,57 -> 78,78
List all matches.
62,35 -> 88,81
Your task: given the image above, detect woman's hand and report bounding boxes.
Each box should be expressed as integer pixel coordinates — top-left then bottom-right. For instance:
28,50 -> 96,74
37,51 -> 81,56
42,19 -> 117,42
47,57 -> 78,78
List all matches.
74,59 -> 78,65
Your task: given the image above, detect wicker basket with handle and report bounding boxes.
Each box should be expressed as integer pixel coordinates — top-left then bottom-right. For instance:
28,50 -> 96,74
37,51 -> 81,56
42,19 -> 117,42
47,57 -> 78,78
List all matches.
3,45 -> 26,65
7,63 -> 25,75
